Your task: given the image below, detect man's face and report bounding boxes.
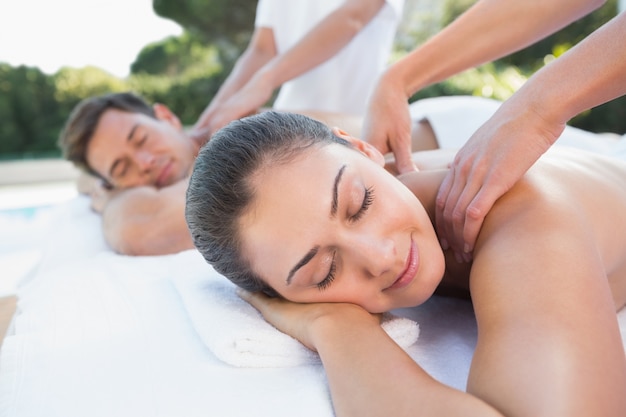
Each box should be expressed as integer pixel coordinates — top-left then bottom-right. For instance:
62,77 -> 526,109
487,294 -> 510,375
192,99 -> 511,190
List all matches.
86,108 -> 196,189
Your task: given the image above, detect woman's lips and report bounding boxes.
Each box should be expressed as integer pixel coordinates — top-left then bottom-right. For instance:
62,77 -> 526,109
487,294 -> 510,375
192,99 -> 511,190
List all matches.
386,240 -> 418,291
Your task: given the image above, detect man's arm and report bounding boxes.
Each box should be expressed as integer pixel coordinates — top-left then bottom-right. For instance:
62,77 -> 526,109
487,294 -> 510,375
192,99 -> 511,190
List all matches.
101,179 -> 194,256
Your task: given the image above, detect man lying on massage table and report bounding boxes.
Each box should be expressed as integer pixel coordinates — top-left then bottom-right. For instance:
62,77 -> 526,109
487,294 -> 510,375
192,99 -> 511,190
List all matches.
57,92 -> 450,257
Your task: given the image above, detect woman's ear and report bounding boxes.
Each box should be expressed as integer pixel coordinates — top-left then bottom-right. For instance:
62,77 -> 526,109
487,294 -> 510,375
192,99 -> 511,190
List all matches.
153,103 -> 183,130
331,127 -> 386,167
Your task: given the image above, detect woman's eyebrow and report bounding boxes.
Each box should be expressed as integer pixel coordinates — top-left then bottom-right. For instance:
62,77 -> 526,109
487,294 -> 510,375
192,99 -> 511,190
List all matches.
331,165 -> 346,217
286,246 -> 319,285
286,164 -> 347,285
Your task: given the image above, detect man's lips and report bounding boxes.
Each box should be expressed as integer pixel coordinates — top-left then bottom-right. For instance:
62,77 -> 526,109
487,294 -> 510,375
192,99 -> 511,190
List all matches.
155,161 -> 173,187
386,240 -> 418,291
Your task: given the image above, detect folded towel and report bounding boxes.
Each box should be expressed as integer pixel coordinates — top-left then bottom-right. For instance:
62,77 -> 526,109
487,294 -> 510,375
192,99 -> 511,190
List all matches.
172,263 -> 420,368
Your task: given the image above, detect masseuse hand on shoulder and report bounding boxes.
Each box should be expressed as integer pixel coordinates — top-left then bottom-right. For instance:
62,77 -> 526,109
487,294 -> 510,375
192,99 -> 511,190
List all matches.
436,11 -> 626,259
435,95 -> 563,261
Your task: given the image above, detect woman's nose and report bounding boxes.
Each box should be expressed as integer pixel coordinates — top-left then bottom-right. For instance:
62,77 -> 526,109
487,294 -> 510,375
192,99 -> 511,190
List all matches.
350,235 -> 395,278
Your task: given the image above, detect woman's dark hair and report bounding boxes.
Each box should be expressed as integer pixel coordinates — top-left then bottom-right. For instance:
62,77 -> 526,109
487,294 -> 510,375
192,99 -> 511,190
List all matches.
186,111 -> 350,295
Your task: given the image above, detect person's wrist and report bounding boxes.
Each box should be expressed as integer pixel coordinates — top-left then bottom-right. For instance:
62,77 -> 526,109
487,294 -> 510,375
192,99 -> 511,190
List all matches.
504,80 -> 565,142
309,304 -> 379,349
378,65 -> 412,100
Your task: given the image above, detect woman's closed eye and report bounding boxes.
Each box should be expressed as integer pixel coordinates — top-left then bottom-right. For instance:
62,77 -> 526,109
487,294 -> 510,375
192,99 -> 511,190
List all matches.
317,252 -> 337,291
349,186 -> 374,222
316,187 -> 374,291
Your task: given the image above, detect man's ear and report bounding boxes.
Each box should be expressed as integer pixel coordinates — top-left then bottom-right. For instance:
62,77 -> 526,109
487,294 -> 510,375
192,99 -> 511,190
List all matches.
331,127 -> 385,167
153,103 -> 183,130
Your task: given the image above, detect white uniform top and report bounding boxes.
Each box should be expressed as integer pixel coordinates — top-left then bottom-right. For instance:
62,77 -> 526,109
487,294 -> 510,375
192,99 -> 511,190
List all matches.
255,0 -> 405,116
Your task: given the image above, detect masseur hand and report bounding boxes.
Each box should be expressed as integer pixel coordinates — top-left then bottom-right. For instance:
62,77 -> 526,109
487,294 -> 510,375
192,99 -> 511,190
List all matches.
194,70 -> 274,136
362,68 -> 418,175
435,98 -> 564,261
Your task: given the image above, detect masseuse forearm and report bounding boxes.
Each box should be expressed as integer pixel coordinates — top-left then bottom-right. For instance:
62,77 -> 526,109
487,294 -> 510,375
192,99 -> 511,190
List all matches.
394,0 -> 604,96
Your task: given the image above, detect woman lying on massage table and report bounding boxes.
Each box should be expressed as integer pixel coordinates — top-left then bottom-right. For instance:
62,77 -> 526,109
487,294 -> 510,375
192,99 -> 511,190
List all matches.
185,111 -> 626,417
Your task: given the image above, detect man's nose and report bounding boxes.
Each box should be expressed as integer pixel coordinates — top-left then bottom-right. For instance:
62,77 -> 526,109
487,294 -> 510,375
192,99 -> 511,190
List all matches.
135,151 -> 155,171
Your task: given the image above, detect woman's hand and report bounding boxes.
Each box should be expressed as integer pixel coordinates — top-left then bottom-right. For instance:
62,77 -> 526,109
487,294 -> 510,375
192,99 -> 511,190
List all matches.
238,289 -> 380,351
435,99 -> 562,260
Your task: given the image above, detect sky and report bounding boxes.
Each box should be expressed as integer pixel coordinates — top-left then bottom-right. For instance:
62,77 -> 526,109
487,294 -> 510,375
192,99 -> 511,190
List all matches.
0,0 -> 183,78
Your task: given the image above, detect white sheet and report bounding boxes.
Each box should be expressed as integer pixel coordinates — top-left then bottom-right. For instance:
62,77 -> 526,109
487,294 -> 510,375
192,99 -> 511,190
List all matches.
1,96 -> 625,417
0,196 -> 482,417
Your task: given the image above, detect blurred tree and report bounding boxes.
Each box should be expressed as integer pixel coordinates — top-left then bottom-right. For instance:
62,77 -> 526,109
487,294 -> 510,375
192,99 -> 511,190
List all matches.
131,32 -> 220,77
54,66 -> 128,104
152,0 -> 257,65
0,64 -> 64,159
129,63 -> 227,126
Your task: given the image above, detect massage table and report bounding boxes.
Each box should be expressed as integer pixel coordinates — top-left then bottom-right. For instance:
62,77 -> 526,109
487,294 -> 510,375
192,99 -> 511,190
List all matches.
1,96 -> 625,417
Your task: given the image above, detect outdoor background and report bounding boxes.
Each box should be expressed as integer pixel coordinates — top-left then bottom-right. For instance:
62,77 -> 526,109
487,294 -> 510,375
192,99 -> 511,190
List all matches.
1,0 -> 623,161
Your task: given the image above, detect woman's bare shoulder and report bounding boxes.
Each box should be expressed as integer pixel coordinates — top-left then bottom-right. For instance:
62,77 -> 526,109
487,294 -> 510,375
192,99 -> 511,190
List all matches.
477,147 -> 626,282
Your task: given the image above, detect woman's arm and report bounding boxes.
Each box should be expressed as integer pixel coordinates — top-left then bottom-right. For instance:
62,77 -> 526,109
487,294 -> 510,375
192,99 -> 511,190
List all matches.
363,0 -> 606,174
240,291 -> 504,417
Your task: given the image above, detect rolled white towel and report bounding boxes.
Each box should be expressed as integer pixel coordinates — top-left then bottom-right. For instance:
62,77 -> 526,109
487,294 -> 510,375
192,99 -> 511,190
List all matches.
172,263 -> 420,368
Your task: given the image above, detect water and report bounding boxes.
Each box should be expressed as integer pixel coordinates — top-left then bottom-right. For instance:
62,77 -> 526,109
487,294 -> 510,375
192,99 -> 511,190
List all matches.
0,183 -> 78,296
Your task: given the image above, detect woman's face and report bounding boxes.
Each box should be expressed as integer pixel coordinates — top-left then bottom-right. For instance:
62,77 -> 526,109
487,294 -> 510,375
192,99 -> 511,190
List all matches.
239,137 -> 445,313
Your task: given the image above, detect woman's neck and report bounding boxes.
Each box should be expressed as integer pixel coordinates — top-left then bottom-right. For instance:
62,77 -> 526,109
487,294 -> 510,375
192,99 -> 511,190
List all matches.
398,168 -> 448,223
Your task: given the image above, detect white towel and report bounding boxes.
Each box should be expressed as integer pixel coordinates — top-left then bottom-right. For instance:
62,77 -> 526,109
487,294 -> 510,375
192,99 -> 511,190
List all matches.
172,262 -> 420,368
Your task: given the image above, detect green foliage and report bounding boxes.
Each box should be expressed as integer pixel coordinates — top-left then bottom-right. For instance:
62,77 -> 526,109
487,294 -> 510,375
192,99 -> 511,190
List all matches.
129,64 -> 228,126
152,0 -> 258,76
131,32 -> 221,77
152,0 -> 256,51
0,64 -> 131,160
0,64 -> 66,159
410,62 -> 527,102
